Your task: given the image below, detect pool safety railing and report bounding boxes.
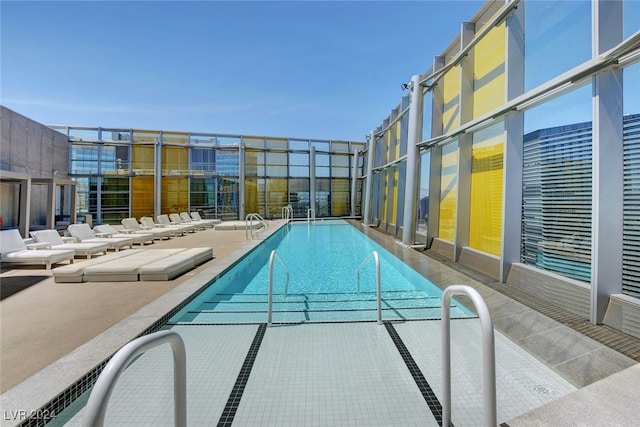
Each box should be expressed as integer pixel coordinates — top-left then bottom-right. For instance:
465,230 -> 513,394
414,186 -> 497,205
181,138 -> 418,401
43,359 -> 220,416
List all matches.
355,251 -> 382,324
441,285 -> 496,427
245,213 -> 269,239
82,330 -> 187,427
281,205 -> 293,222
307,208 -> 316,223
267,249 -> 290,326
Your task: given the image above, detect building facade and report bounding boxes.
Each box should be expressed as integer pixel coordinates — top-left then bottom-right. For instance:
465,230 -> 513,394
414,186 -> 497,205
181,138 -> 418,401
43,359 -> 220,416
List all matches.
362,0 -> 640,338
1,0 -> 639,338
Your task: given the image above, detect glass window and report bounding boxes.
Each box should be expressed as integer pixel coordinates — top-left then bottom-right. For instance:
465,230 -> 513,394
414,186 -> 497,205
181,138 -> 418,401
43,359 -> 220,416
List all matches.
70,144 -> 99,174
217,136 -> 242,147
289,178 -> 310,217
266,138 -> 287,150
624,0 -> 640,39
622,62 -> 640,298
331,154 -> 350,178
311,141 -> 330,152
190,134 -> 217,147
316,153 -> 330,178
101,177 -> 129,223
289,152 -> 309,177
315,178 -> 330,217
469,121 -> 504,256
417,150 -> 431,234
524,1 -> 591,91
216,149 -> 239,176
243,137 -> 264,149
69,128 -> 99,141
522,84 -> 593,281
191,148 -> 216,173
245,150 -> 264,177
266,152 -> 288,177
289,139 -> 309,151
101,145 -> 130,174
439,139 -> 459,242
422,90 -> 433,141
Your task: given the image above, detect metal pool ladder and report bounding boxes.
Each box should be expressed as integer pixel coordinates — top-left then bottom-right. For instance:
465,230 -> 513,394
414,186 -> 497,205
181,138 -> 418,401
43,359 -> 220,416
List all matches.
356,251 -> 382,324
267,249 -> 289,326
307,208 -> 316,223
441,285 -> 496,427
82,330 -> 187,427
281,205 -> 293,222
245,213 -> 269,239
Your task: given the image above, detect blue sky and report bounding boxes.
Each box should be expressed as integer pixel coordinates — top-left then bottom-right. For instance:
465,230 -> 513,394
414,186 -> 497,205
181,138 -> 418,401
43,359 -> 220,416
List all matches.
1,1 -> 482,141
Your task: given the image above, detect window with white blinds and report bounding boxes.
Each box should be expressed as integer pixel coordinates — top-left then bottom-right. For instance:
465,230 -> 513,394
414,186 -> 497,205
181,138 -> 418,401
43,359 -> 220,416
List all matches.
622,114 -> 640,298
521,122 -> 593,282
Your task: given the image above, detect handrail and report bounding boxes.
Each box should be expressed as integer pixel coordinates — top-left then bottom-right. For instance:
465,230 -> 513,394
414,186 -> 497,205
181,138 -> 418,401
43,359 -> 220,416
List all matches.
267,249 -> 289,327
82,330 -> 187,427
441,285 -> 496,427
245,213 -> 269,239
281,205 -> 293,222
355,251 -> 382,324
307,208 -> 316,223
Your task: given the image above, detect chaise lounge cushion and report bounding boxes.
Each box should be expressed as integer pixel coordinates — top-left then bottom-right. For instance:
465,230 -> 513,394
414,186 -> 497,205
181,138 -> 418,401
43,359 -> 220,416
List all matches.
82,248 -> 187,282
52,249 -> 145,282
30,230 -> 109,259
92,224 -> 154,245
67,223 -> 134,251
0,229 -> 75,269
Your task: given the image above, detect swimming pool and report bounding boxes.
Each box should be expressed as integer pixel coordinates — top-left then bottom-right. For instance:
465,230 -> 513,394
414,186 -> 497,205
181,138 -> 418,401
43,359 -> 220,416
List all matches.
170,220 -> 472,324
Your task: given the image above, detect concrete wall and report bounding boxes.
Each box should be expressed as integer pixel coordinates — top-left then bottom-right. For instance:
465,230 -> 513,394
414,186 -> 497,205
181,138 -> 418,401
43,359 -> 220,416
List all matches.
0,106 -> 69,179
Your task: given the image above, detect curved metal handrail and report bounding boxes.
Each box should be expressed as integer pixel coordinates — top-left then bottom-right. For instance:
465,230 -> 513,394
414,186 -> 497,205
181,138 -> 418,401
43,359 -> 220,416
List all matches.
267,249 -> 290,326
82,330 -> 187,427
307,208 -> 316,223
245,213 -> 269,239
281,205 -> 293,222
355,251 -> 382,324
441,285 -> 496,427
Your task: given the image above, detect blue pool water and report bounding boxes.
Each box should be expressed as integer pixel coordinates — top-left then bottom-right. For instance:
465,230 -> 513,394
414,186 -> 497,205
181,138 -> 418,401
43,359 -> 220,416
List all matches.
170,220 -> 472,324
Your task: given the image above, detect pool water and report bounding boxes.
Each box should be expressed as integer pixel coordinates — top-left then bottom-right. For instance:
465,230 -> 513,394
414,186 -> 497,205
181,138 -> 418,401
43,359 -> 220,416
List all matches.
170,220 -> 472,324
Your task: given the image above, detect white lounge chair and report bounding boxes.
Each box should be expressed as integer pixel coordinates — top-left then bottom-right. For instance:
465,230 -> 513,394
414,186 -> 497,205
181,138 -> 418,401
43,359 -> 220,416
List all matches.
180,212 -> 216,229
169,213 -> 205,231
153,215 -> 196,234
0,229 -> 75,269
30,230 -> 109,259
190,211 -> 221,227
92,224 -> 154,245
67,223 -> 134,251
121,218 -> 174,240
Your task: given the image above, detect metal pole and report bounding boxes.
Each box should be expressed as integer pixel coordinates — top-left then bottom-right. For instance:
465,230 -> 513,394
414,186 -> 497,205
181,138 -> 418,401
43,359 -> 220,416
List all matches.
268,250 -> 276,326
402,74 -> 423,245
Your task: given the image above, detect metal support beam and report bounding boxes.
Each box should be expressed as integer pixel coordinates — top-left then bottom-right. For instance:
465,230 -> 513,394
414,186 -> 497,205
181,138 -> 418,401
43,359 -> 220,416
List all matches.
402,74 -> 423,245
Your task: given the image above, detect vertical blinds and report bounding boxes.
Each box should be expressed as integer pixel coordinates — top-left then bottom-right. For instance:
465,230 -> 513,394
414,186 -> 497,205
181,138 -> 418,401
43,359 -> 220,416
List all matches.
622,114 -> 640,298
521,122 -> 593,282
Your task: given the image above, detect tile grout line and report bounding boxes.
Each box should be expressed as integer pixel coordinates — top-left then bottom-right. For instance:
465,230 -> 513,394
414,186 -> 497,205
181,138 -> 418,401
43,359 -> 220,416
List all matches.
216,323 -> 267,427
384,321 -> 449,427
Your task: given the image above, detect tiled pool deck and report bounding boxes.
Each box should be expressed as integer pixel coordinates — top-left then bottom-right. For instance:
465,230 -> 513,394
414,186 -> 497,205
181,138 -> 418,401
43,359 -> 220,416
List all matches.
1,219 -> 639,426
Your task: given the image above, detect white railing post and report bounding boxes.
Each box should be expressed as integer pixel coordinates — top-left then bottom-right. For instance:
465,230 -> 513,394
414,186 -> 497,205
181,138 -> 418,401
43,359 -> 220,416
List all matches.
307,208 -> 315,223
356,251 -> 382,324
268,250 -> 289,327
441,285 -> 496,427
82,330 -> 187,427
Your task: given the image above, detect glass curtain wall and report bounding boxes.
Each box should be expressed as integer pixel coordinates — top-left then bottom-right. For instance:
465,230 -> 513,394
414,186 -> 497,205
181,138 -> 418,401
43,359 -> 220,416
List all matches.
622,61 -> 640,298
521,86 -> 593,281
67,128 -> 362,224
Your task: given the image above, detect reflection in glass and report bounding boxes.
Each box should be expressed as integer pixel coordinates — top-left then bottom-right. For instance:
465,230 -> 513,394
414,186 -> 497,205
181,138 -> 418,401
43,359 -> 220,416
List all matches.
522,86 -> 593,281
524,1 -> 591,91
